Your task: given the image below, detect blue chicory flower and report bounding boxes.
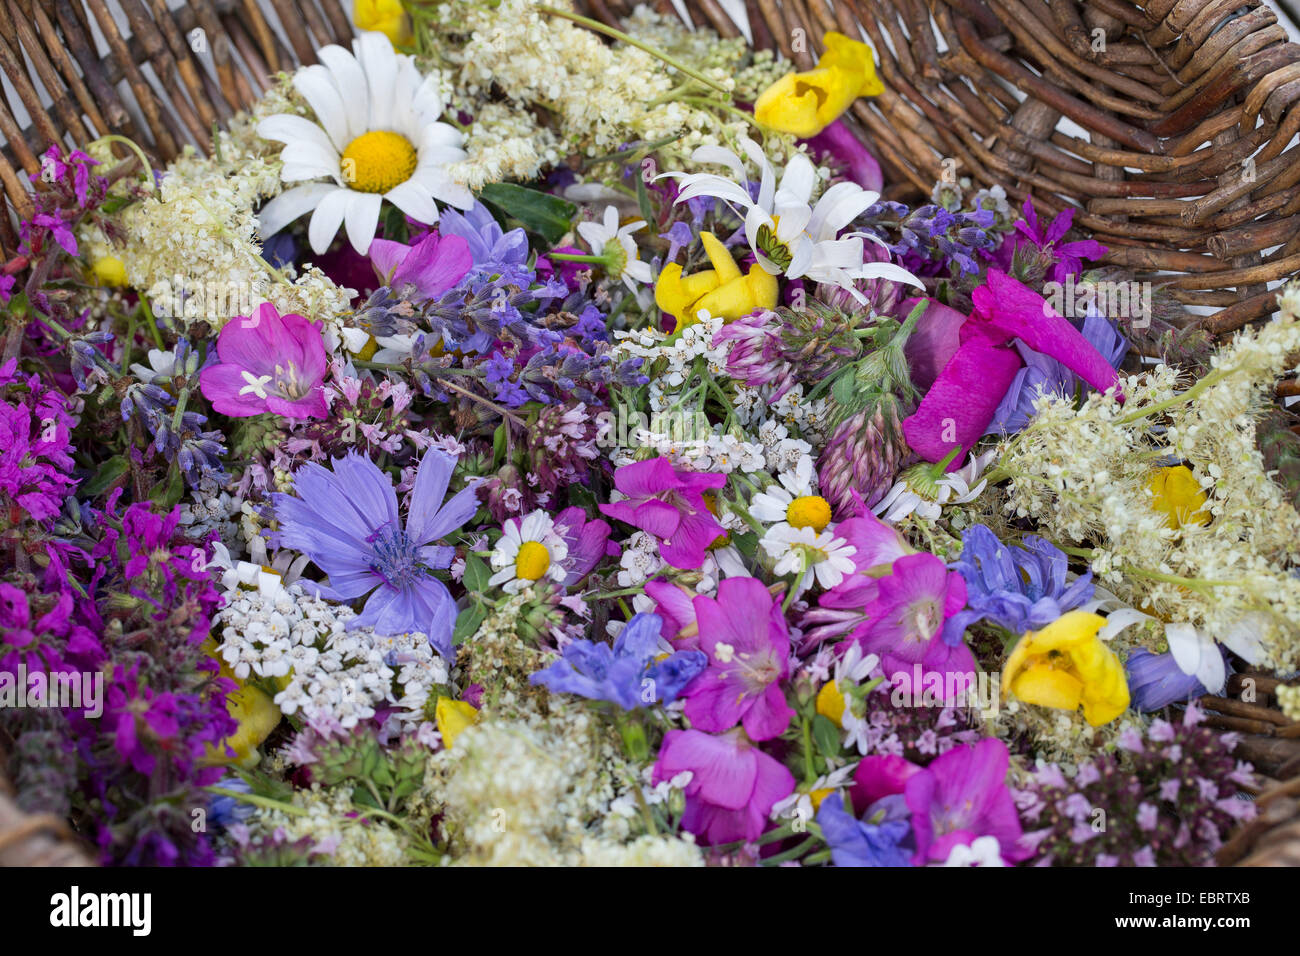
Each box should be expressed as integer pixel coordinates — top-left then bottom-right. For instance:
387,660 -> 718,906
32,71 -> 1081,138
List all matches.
272,450 -> 480,657
942,524 -> 1095,644
437,201 -> 531,283
815,791 -> 914,867
528,612 -> 706,709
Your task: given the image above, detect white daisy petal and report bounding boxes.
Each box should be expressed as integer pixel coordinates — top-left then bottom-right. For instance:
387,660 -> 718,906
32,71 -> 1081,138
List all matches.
384,180 -> 438,223
344,191 -> 384,255
257,183 -> 338,238
316,45 -> 370,142
256,114 -> 339,161
292,65 -> 351,151
307,187 -> 351,255
355,31 -> 398,130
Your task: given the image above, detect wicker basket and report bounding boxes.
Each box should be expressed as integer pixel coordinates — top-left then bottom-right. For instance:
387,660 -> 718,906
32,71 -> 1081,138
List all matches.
0,0 -> 1298,865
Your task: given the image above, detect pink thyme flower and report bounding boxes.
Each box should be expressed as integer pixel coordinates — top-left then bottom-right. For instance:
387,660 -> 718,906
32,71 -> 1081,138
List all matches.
598,457 -> 725,569
680,577 -> 794,741
652,727 -> 795,845
199,303 -> 329,420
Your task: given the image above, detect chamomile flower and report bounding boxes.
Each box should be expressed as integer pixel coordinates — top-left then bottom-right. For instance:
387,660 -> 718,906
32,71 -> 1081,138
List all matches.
256,32 -> 473,256
874,449 -> 996,523
750,455 -> 833,532
576,205 -> 653,292
662,137 -> 922,299
489,510 -> 570,593
771,763 -> 858,826
760,523 -> 856,591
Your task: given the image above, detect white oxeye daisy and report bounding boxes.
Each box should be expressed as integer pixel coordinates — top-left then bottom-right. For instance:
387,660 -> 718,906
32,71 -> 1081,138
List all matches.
749,455 -> 833,532
760,523 -> 856,591
255,31 -> 474,256
488,510 -> 570,593
575,205 -> 653,292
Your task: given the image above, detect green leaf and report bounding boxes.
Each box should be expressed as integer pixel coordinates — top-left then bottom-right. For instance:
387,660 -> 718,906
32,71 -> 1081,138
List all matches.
462,555 -> 490,593
478,183 -> 576,247
452,604 -> 487,645
149,463 -> 185,509
492,421 -> 507,467
812,714 -> 842,760
81,454 -> 130,497
381,203 -> 409,244
635,169 -> 654,226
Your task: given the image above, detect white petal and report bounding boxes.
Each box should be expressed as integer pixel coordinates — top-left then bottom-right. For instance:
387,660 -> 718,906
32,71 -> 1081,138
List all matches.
316,45 -> 370,142
778,152 -> 816,205
257,114 -> 339,161
384,180 -> 437,224
412,167 -> 473,210
671,175 -> 754,208
576,220 -> 608,249
410,72 -> 446,127
808,181 -> 878,239
257,183 -> 338,238
689,144 -> 746,184
852,261 -> 926,290
1097,607 -> 1152,642
344,191 -> 383,254
307,187 -> 351,255
355,31 -> 398,131
736,137 -> 774,210
785,237 -> 814,279
772,195 -> 812,240
1219,613 -> 1265,665
293,65 -> 351,151
1166,623 -> 1224,693
280,139 -> 341,182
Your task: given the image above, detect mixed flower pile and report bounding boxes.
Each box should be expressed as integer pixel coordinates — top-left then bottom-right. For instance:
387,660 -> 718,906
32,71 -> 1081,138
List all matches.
3,0 -> 1297,867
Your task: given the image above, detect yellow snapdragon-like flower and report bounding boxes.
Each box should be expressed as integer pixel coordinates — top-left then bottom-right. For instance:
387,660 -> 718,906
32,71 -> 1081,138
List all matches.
202,650 -> 282,768
816,679 -> 847,726
435,697 -> 479,750
653,231 -> 777,331
1147,465 -> 1211,528
1001,610 -> 1130,726
754,32 -> 885,138
90,255 -> 128,288
352,0 -> 412,47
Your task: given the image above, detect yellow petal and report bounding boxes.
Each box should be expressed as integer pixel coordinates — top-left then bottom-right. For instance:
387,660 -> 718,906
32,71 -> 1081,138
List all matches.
822,32 -> 885,97
352,0 -> 412,46
699,231 -> 742,284
654,263 -> 720,326
753,32 -> 883,137
436,697 -> 479,750
205,683 -> 281,768
1147,465 -> 1210,528
1010,662 -> 1083,712
91,255 -> 128,288
810,787 -> 834,810
816,679 -> 846,727
691,266 -> 779,322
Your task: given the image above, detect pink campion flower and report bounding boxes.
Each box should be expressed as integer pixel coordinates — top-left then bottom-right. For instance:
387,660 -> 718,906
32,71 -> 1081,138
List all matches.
644,578 -> 699,649
199,303 -> 329,420
1012,195 -> 1107,284
653,727 -> 796,845
850,552 -> 974,694
681,576 -> 794,740
902,270 -> 1121,468
598,457 -> 726,570
369,231 -> 472,302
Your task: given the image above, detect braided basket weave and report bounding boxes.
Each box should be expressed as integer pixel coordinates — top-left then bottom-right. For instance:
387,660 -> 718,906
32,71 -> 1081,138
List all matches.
0,0 -> 1298,864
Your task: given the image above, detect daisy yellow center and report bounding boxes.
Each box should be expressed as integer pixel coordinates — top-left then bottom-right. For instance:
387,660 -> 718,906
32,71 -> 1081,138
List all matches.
787,494 -> 832,532
340,130 -> 417,194
515,541 -> 551,581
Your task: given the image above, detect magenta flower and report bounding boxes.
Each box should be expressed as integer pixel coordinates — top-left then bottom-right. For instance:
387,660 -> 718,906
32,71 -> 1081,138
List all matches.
850,553 -> 974,692
904,738 -> 1029,864
551,506 -> 612,587
199,303 -> 329,420
598,457 -> 725,569
680,577 -> 794,740
1,358 -> 77,522
369,231 -> 472,302
804,119 -> 883,192
653,727 -> 796,845
902,270 -> 1121,468
1013,195 -> 1106,284
644,578 -> 699,649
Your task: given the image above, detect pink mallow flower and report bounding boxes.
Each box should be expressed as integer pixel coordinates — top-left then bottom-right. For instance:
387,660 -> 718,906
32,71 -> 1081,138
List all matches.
854,738 -> 1029,865
850,552 -> 974,696
199,303 -> 328,420
902,269 -> 1121,469
653,727 -> 796,845
369,231 -> 472,302
598,457 -> 725,570
680,577 -> 794,741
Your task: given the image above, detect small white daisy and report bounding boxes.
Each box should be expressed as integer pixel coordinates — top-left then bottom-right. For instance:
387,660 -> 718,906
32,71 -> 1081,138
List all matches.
488,510 -> 570,593
760,523 -> 856,591
576,205 -> 653,292
749,455 -> 833,532
874,449 -> 996,523
256,32 -> 474,256
941,836 -> 1005,867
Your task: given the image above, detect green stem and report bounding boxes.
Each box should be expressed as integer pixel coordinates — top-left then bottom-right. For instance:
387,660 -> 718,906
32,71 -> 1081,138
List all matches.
537,5 -> 731,95
204,786 -> 310,816
547,252 -> 609,265
761,835 -> 818,865
1116,367 -> 1229,425
800,715 -> 816,783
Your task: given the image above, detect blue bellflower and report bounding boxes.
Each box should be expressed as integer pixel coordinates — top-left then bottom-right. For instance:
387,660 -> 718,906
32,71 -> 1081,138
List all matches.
273,451 -> 479,657
943,524 -> 1095,644
816,792 -> 914,867
529,612 -> 706,709
1125,648 -> 1214,712
437,202 -> 531,283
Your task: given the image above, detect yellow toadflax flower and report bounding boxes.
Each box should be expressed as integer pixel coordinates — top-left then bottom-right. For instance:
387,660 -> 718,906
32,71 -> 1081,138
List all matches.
754,32 -> 885,138
1146,464 -> 1211,528
1001,610 -> 1130,726
654,231 -> 777,331
90,255 -> 128,288
816,679 -> 846,726
202,651 -> 282,767
436,697 -> 479,750
353,0 -> 413,47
